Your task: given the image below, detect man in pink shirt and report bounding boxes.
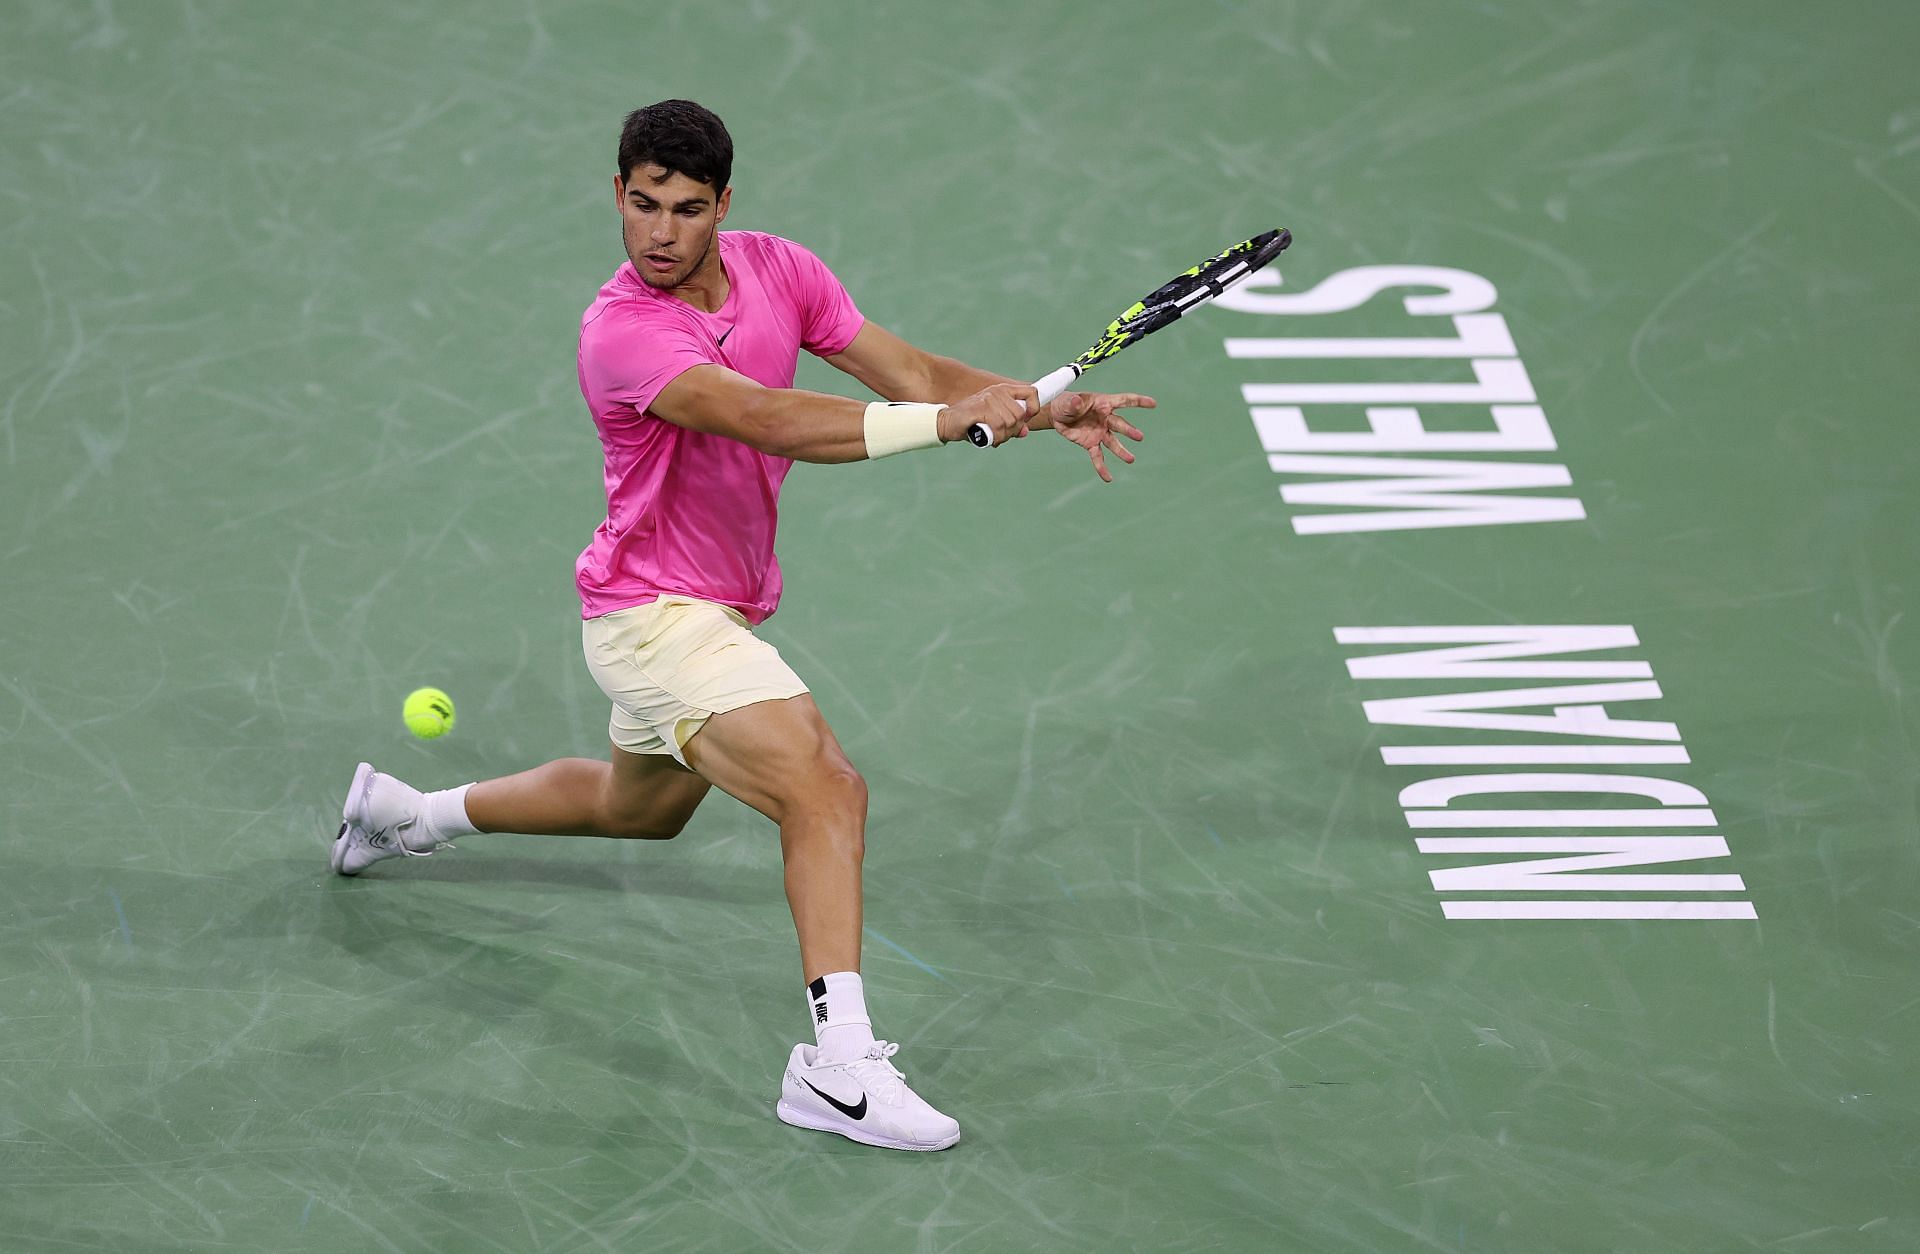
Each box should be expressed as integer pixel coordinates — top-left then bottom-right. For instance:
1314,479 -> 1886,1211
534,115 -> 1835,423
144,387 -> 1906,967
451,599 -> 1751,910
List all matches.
330,100 -> 1152,1152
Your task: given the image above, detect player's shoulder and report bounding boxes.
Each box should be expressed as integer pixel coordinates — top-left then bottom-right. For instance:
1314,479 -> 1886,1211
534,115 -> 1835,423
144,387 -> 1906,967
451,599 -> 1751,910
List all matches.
723,229 -> 833,273
722,228 -> 807,257
723,231 -> 843,302
581,265 -> 684,341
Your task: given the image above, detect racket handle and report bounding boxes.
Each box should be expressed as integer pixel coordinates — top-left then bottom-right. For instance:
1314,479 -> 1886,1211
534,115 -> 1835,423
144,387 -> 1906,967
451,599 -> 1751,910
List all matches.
966,365 -> 1084,448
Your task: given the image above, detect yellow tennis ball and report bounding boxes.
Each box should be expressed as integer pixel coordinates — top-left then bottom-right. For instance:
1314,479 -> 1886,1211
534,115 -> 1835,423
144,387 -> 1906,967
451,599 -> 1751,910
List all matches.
402,687 -> 456,739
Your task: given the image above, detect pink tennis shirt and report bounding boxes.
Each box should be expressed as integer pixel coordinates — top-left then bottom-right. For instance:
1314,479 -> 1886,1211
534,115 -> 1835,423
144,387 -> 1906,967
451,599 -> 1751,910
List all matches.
574,230 -> 865,623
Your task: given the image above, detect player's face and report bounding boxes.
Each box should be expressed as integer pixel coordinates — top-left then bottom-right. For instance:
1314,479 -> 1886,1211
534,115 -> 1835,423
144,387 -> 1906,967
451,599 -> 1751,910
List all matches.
615,165 -> 730,290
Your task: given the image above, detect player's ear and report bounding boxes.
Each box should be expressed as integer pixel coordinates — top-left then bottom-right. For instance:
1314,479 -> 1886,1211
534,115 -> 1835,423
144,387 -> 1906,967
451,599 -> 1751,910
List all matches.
714,185 -> 731,225
613,174 -> 626,206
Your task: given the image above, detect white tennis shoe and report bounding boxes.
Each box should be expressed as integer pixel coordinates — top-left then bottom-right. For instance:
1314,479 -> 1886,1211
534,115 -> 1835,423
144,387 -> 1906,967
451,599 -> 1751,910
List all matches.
776,1041 -> 960,1151
329,761 -> 444,876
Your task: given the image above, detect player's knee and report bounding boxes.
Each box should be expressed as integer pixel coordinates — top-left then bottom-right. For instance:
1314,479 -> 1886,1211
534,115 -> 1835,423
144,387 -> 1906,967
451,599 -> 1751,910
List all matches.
779,754 -> 867,828
823,758 -> 868,820
823,761 -> 868,860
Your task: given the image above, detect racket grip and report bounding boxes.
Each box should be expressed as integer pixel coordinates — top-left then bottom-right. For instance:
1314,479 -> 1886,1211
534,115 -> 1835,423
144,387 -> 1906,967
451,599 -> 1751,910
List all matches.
966,365 -> 1084,448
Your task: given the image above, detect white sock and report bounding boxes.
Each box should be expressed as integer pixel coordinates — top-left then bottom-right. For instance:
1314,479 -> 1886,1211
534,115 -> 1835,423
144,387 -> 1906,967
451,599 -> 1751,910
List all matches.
807,971 -> 877,1062
410,783 -> 478,850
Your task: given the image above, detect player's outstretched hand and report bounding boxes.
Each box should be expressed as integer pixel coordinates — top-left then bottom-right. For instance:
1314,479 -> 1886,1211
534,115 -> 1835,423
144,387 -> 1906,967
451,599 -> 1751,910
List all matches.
1045,392 -> 1154,482
941,382 -> 1039,447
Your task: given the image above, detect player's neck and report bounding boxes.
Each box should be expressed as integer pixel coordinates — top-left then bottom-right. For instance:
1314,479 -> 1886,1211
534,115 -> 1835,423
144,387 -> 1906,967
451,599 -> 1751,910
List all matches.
668,250 -> 730,314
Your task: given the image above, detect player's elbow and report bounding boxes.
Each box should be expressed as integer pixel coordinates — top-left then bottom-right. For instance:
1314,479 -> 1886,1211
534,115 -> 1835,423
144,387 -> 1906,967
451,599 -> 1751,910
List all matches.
662,373 -> 792,456
733,388 -> 800,457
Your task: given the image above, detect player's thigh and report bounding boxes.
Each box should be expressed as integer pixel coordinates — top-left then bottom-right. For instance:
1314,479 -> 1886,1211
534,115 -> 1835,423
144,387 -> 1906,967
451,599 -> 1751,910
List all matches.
605,742 -> 712,838
682,694 -> 862,822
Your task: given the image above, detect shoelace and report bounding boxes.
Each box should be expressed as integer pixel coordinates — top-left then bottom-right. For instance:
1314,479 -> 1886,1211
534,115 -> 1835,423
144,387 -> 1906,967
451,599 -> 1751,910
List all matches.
845,1041 -> 906,1105
368,822 -> 451,859
395,832 -> 454,858
353,774 -> 451,859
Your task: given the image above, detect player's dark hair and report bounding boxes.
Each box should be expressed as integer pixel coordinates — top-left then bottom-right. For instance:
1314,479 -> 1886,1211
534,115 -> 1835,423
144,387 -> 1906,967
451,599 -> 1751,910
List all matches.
618,100 -> 733,191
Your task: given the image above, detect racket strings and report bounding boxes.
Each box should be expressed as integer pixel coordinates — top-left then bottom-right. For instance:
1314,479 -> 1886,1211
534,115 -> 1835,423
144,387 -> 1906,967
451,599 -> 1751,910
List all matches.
1070,228 -> 1292,370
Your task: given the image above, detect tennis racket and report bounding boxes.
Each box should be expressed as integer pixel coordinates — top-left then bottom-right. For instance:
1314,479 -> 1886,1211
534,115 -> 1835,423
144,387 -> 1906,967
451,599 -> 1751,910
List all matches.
967,227 -> 1292,448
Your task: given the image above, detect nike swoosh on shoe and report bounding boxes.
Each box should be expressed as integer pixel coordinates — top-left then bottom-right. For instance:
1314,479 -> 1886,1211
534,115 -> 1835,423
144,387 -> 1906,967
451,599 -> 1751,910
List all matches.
803,1078 -> 867,1120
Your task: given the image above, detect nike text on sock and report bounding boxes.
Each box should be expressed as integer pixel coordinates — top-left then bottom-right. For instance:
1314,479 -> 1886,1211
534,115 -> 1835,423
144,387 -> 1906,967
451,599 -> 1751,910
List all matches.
808,971 -> 877,1062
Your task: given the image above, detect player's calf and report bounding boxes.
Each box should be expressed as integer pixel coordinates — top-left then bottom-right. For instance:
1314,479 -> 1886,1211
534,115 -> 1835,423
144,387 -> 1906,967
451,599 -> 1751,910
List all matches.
592,803 -> 694,840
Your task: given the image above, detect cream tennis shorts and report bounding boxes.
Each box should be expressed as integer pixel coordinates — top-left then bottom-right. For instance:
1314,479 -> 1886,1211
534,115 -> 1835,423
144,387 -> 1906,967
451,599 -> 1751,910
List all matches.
582,595 -> 810,765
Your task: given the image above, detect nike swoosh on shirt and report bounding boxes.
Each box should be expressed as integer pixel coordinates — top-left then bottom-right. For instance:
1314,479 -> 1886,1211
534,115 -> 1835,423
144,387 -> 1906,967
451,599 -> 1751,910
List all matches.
803,1078 -> 867,1120
717,327 -> 734,347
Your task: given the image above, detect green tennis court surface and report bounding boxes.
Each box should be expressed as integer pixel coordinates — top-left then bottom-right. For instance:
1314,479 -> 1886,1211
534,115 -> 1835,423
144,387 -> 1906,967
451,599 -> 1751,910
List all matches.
4,2 -> 1917,1250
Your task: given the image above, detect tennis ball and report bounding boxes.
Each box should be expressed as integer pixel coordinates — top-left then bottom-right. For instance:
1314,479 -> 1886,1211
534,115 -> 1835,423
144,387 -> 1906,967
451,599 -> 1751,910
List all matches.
402,687 -> 456,739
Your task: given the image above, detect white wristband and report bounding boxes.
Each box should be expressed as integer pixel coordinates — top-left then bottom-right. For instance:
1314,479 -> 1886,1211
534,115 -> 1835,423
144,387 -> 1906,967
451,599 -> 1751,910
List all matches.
863,401 -> 945,459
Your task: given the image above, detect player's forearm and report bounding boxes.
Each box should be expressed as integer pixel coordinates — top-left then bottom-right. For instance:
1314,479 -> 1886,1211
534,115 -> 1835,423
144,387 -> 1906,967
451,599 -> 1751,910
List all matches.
916,355 -> 1057,430
742,388 -> 888,463
653,365 -> 970,462
739,388 -> 970,462
914,353 -> 1008,402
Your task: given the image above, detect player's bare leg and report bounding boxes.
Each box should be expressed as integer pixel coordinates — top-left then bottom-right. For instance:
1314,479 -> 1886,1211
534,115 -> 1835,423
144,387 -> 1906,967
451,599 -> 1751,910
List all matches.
329,747 -> 709,875
680,694 -> 865,979
683,693 -> 960,1151
466,747 -> 711,840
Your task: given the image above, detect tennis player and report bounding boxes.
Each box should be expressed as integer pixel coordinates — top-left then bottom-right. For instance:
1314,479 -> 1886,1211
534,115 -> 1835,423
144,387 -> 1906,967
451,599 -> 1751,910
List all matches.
330,99 -> 1151,1152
